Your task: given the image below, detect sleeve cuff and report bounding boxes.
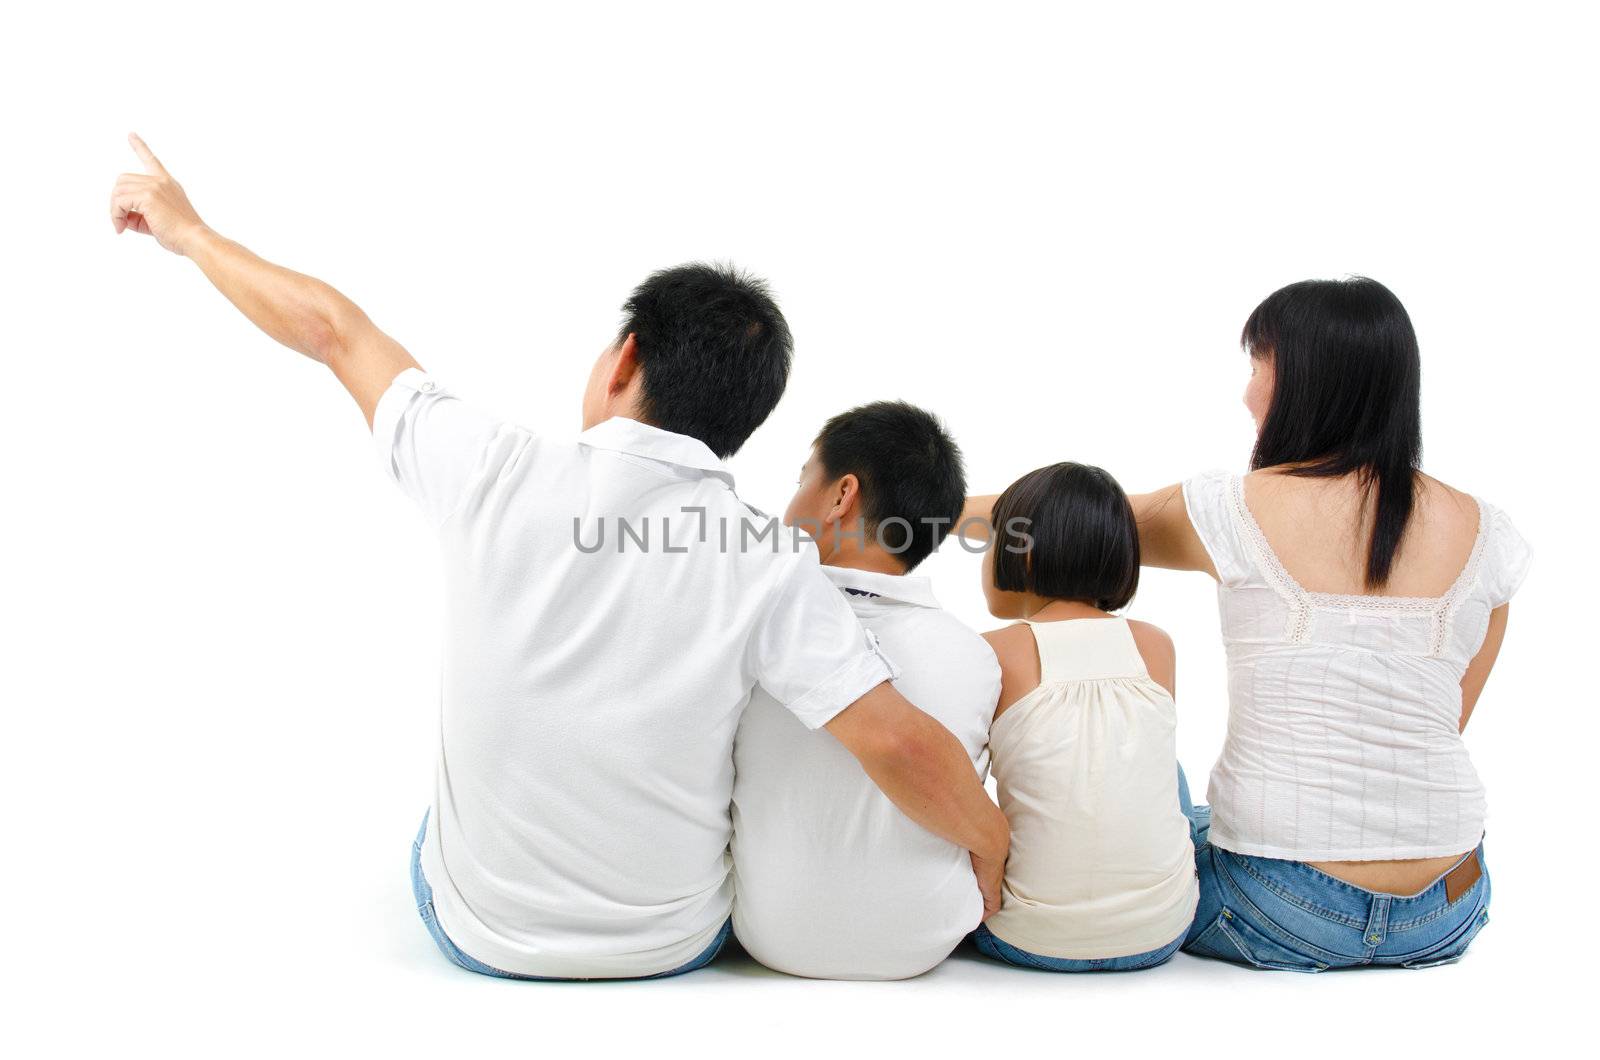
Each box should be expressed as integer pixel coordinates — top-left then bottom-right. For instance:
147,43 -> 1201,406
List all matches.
1488,508 -> 1533,608
371,368 -> 436,481
1181,471 -> 1234,584
784,629 -> 902,730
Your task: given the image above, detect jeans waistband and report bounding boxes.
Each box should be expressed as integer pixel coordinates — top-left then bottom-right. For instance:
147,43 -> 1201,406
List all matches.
1216,843 -> 1486,930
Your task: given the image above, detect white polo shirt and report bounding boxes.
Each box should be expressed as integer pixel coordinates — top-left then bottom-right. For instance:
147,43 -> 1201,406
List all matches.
373,369 -> 898,979
731,566 -> 1001,979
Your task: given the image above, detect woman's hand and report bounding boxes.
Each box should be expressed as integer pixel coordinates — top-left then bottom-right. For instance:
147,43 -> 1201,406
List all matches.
109,133 -> 208,255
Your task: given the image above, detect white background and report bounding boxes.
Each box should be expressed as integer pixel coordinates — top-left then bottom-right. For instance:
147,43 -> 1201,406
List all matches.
4,1 -> 1596,1055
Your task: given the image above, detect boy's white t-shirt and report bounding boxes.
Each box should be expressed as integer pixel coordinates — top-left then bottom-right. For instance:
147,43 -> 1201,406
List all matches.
732,566 -> 1000,979
374,370 -> 898,979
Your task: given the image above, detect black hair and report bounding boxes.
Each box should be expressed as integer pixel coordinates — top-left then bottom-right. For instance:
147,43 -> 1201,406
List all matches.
812,401 -> 967,571
619,262 -> 793,458
990,462 -> 1139,610
1243,276 -> 1422,588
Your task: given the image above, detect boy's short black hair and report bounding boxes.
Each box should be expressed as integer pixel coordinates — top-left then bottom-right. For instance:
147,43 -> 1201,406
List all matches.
990,462 -> 1140,610
619,262 -> 792,458
812,401 -> 966,571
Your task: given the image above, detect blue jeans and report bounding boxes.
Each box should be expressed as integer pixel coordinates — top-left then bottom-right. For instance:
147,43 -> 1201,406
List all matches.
1182,806 -> 1491,971
971,764 -> 1195,972
973,925 -> 1185,972
409,813 -> 733,980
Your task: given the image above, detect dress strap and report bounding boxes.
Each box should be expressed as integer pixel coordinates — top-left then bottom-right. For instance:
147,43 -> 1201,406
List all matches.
1022,618 -> 1150,684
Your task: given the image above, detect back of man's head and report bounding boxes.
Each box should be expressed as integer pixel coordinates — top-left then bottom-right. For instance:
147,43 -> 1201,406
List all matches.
619,263 -> 792,459
814,401 -> 967,571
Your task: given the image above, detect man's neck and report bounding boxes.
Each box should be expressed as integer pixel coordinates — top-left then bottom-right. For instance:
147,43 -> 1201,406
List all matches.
821,545 -> 908,577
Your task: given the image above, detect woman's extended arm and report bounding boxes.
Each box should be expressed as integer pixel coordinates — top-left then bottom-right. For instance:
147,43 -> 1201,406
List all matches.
1459,604 -> 1510,732
961,483 -> 1217,577
1127,484 -> 1216,577
955,495 -> 999,543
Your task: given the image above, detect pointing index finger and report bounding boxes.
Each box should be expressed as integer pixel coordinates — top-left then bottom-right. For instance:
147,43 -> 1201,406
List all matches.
128,132 -> 168,177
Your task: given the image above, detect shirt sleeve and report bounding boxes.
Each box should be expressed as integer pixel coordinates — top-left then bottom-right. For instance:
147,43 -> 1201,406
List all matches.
372,368 -> 514,526
1181,470 -> 1253,586
749,549 -> 901,730
1482,504 -> 1533,608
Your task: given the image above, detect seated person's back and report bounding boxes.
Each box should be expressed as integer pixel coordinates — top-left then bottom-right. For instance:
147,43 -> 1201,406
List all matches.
977,463 -> 1198,966
732,403 -> 999,980
107,158 -> 1013,983
389,268 -> 902,979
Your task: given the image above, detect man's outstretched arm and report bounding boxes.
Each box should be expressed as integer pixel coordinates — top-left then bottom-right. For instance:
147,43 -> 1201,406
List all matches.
109,133 -> 418,426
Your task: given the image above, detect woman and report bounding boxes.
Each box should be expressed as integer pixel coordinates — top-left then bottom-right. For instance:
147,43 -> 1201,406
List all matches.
972,463 -> 1198,972
962,276 -> 1529,970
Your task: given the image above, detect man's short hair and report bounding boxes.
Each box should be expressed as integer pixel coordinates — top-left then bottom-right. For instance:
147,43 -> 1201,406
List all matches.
990,462 -> 1140,610
813,401 -> 967,571
619,262 -> 792,458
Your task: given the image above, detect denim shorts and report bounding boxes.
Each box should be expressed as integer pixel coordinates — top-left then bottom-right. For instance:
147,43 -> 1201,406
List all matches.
409,813 -> 732,980
972,924 -> 1184,972
1183,807 -> 1491,971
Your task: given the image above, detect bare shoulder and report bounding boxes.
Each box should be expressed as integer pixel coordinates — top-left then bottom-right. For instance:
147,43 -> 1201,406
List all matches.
1126,620 -> 1174,663
1242,466 -> 1291,487
981,623 -> 1037,670
1416,470 -> 1472,500
1399,473 -> 1483,576
1126,619 -> 1177,698
1414,472 -> 1480,522
1242,465 -> 1307,503
982,623 -> 1041,715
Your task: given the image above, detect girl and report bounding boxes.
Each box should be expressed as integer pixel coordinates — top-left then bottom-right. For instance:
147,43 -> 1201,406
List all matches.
973,463 -> 1198,971
960,277 -> 1529,969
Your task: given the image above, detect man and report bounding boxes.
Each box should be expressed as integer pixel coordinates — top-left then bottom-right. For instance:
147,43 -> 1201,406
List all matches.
732,402 -> 1001,979
109,135 -> 1007,979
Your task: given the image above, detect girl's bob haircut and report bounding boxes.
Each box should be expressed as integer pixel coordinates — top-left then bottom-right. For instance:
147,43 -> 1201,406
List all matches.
991,462 -> 1140,611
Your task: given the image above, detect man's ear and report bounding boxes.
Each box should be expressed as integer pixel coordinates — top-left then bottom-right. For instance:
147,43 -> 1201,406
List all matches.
608,333 -> 642,396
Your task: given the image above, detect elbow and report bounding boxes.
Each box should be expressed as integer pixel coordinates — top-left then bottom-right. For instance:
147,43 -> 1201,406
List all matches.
866,719 -> 943,779
301,313 -> 344,367
304,298 -> 368,367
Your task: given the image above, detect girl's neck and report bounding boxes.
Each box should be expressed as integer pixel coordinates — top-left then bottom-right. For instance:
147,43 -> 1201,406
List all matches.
1023,598 -> 1112,622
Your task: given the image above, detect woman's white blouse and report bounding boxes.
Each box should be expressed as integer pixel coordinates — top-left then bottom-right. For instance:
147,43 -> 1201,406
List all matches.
1183,471 -> 1532,862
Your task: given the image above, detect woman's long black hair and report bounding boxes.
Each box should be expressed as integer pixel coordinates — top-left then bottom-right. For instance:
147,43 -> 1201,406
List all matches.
1244,276 -> 1422,589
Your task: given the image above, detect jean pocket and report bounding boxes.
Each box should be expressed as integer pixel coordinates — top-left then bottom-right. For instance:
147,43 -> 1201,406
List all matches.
1186,910 -> 1328,972
1401,908 -> 1489,969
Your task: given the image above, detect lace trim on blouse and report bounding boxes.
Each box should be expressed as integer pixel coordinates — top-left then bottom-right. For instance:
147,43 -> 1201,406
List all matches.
1225,475 -> 1489,655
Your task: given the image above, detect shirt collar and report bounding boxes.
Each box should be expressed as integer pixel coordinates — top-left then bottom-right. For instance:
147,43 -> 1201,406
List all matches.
821,565 -> 942,609
577,417 -> 736,489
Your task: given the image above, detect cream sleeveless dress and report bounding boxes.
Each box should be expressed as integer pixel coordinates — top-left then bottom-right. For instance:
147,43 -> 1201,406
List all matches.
985,618 -> 1199,959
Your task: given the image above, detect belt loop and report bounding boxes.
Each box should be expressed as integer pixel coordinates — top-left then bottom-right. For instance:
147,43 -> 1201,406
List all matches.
1362,895 -> 1391,954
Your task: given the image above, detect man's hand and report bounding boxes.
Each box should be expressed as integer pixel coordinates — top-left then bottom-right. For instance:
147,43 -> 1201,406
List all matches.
110,133 -> 207,255
971,849 -> 1005,921
108,134 -> 420,424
